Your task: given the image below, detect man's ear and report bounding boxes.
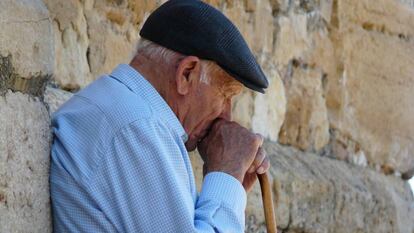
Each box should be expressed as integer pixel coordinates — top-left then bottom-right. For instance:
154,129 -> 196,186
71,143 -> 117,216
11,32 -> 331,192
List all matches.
175,56 -> 201,95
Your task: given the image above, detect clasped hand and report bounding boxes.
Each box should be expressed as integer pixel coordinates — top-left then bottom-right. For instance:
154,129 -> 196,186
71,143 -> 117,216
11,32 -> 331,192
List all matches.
197,119 -> 270,192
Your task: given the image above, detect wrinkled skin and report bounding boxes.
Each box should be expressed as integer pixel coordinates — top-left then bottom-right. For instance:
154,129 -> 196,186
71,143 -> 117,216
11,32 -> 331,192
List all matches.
198,119 -> 270,192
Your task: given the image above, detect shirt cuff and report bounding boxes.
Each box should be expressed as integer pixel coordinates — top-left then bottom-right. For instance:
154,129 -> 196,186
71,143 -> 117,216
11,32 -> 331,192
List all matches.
199,172 -> 247,213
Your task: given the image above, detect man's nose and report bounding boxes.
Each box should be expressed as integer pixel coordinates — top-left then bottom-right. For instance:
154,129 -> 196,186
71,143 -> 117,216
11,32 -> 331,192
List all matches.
219,99 -> 232,121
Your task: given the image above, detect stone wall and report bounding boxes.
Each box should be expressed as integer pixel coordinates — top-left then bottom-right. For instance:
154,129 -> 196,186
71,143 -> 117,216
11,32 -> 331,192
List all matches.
0,0 -> 53,231
0,0 -> 413,232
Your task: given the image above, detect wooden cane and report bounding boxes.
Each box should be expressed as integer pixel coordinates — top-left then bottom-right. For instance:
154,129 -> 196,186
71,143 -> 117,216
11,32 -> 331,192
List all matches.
258,172 -> 277,233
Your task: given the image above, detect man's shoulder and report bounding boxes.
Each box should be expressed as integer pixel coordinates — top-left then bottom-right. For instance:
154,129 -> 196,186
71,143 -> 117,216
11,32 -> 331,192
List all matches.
73,75 -> 154,128
52,75 -> 159,147
51,74 -> 161,181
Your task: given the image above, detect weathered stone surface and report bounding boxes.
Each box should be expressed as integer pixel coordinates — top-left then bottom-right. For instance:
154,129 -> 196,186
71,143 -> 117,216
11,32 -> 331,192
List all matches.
325,0 -> 414,176
44,0 -> 158,90
0,55 -> 16,96
0,1 -> 53,232
256,142 -> 414,233
85,7 -> 139,79
44,0 -> 91,91
43,86 -> 73,115
278,62 -> 329,151
249,0 -> 414,176
251,68 -> 286,142
0,0 -> 54,78
0,91 -> 52,233
221,0 -> 274,55
0,55 -> 49,97
270,4 -> 334,152
399,0 -> 414,8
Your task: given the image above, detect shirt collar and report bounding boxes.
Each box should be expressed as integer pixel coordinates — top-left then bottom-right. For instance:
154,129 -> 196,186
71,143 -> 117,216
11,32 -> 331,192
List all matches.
109,64 -> 188,142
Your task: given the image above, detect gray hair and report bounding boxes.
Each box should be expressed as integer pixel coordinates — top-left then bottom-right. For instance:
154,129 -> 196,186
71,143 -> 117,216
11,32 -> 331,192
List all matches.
134,38 -> 222,84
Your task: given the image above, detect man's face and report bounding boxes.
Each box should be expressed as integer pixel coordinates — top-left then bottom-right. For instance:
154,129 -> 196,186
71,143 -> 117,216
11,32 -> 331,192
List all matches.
184,70 -> 243,151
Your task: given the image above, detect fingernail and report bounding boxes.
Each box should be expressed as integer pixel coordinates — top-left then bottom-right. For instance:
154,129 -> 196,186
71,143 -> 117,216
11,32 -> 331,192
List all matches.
257,167 -> 265,174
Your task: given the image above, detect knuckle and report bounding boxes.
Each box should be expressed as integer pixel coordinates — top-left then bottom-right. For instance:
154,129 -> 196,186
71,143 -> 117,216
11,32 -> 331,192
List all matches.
260,147 -> 267,158
252,134 -> 263,147
254,150 -> 265,165
263,156 -> 270,165
257,157 -> 270,173
262,158 -> 270,169
256,147 -> 265,158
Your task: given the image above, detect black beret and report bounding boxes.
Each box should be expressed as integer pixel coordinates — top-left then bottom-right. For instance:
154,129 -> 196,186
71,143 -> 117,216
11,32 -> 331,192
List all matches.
139,0 -> 269,93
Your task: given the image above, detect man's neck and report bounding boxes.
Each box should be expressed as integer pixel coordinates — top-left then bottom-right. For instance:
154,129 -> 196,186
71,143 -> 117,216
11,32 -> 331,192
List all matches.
129,56 -> 189,129
129,55 -> 166,96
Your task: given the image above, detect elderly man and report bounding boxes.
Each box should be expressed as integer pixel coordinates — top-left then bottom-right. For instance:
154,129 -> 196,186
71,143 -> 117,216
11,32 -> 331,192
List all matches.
50,0 -> 270,232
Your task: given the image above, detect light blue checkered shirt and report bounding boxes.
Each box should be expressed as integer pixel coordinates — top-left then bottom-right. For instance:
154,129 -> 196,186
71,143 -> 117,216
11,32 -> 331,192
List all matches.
50,64 -> 247,233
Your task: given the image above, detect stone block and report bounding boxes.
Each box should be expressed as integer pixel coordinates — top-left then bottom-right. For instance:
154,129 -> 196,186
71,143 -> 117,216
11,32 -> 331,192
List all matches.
44,0 -> 92,90
0,0 -> 54,78
251,67 -> 286,142
43,86 -> 73,115
279,63 -> 329,151
86,9 -> 139,79
0,91 -> 51,233
326,0 -> 414,176
254,142 -> 414,233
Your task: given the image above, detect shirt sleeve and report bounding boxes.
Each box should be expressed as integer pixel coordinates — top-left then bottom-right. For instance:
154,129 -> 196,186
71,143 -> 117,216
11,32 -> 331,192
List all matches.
86,118 -> 246,233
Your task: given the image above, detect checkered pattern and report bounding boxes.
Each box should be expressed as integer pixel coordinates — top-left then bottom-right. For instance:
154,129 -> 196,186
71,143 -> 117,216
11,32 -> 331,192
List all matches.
50,64 -> 247,232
